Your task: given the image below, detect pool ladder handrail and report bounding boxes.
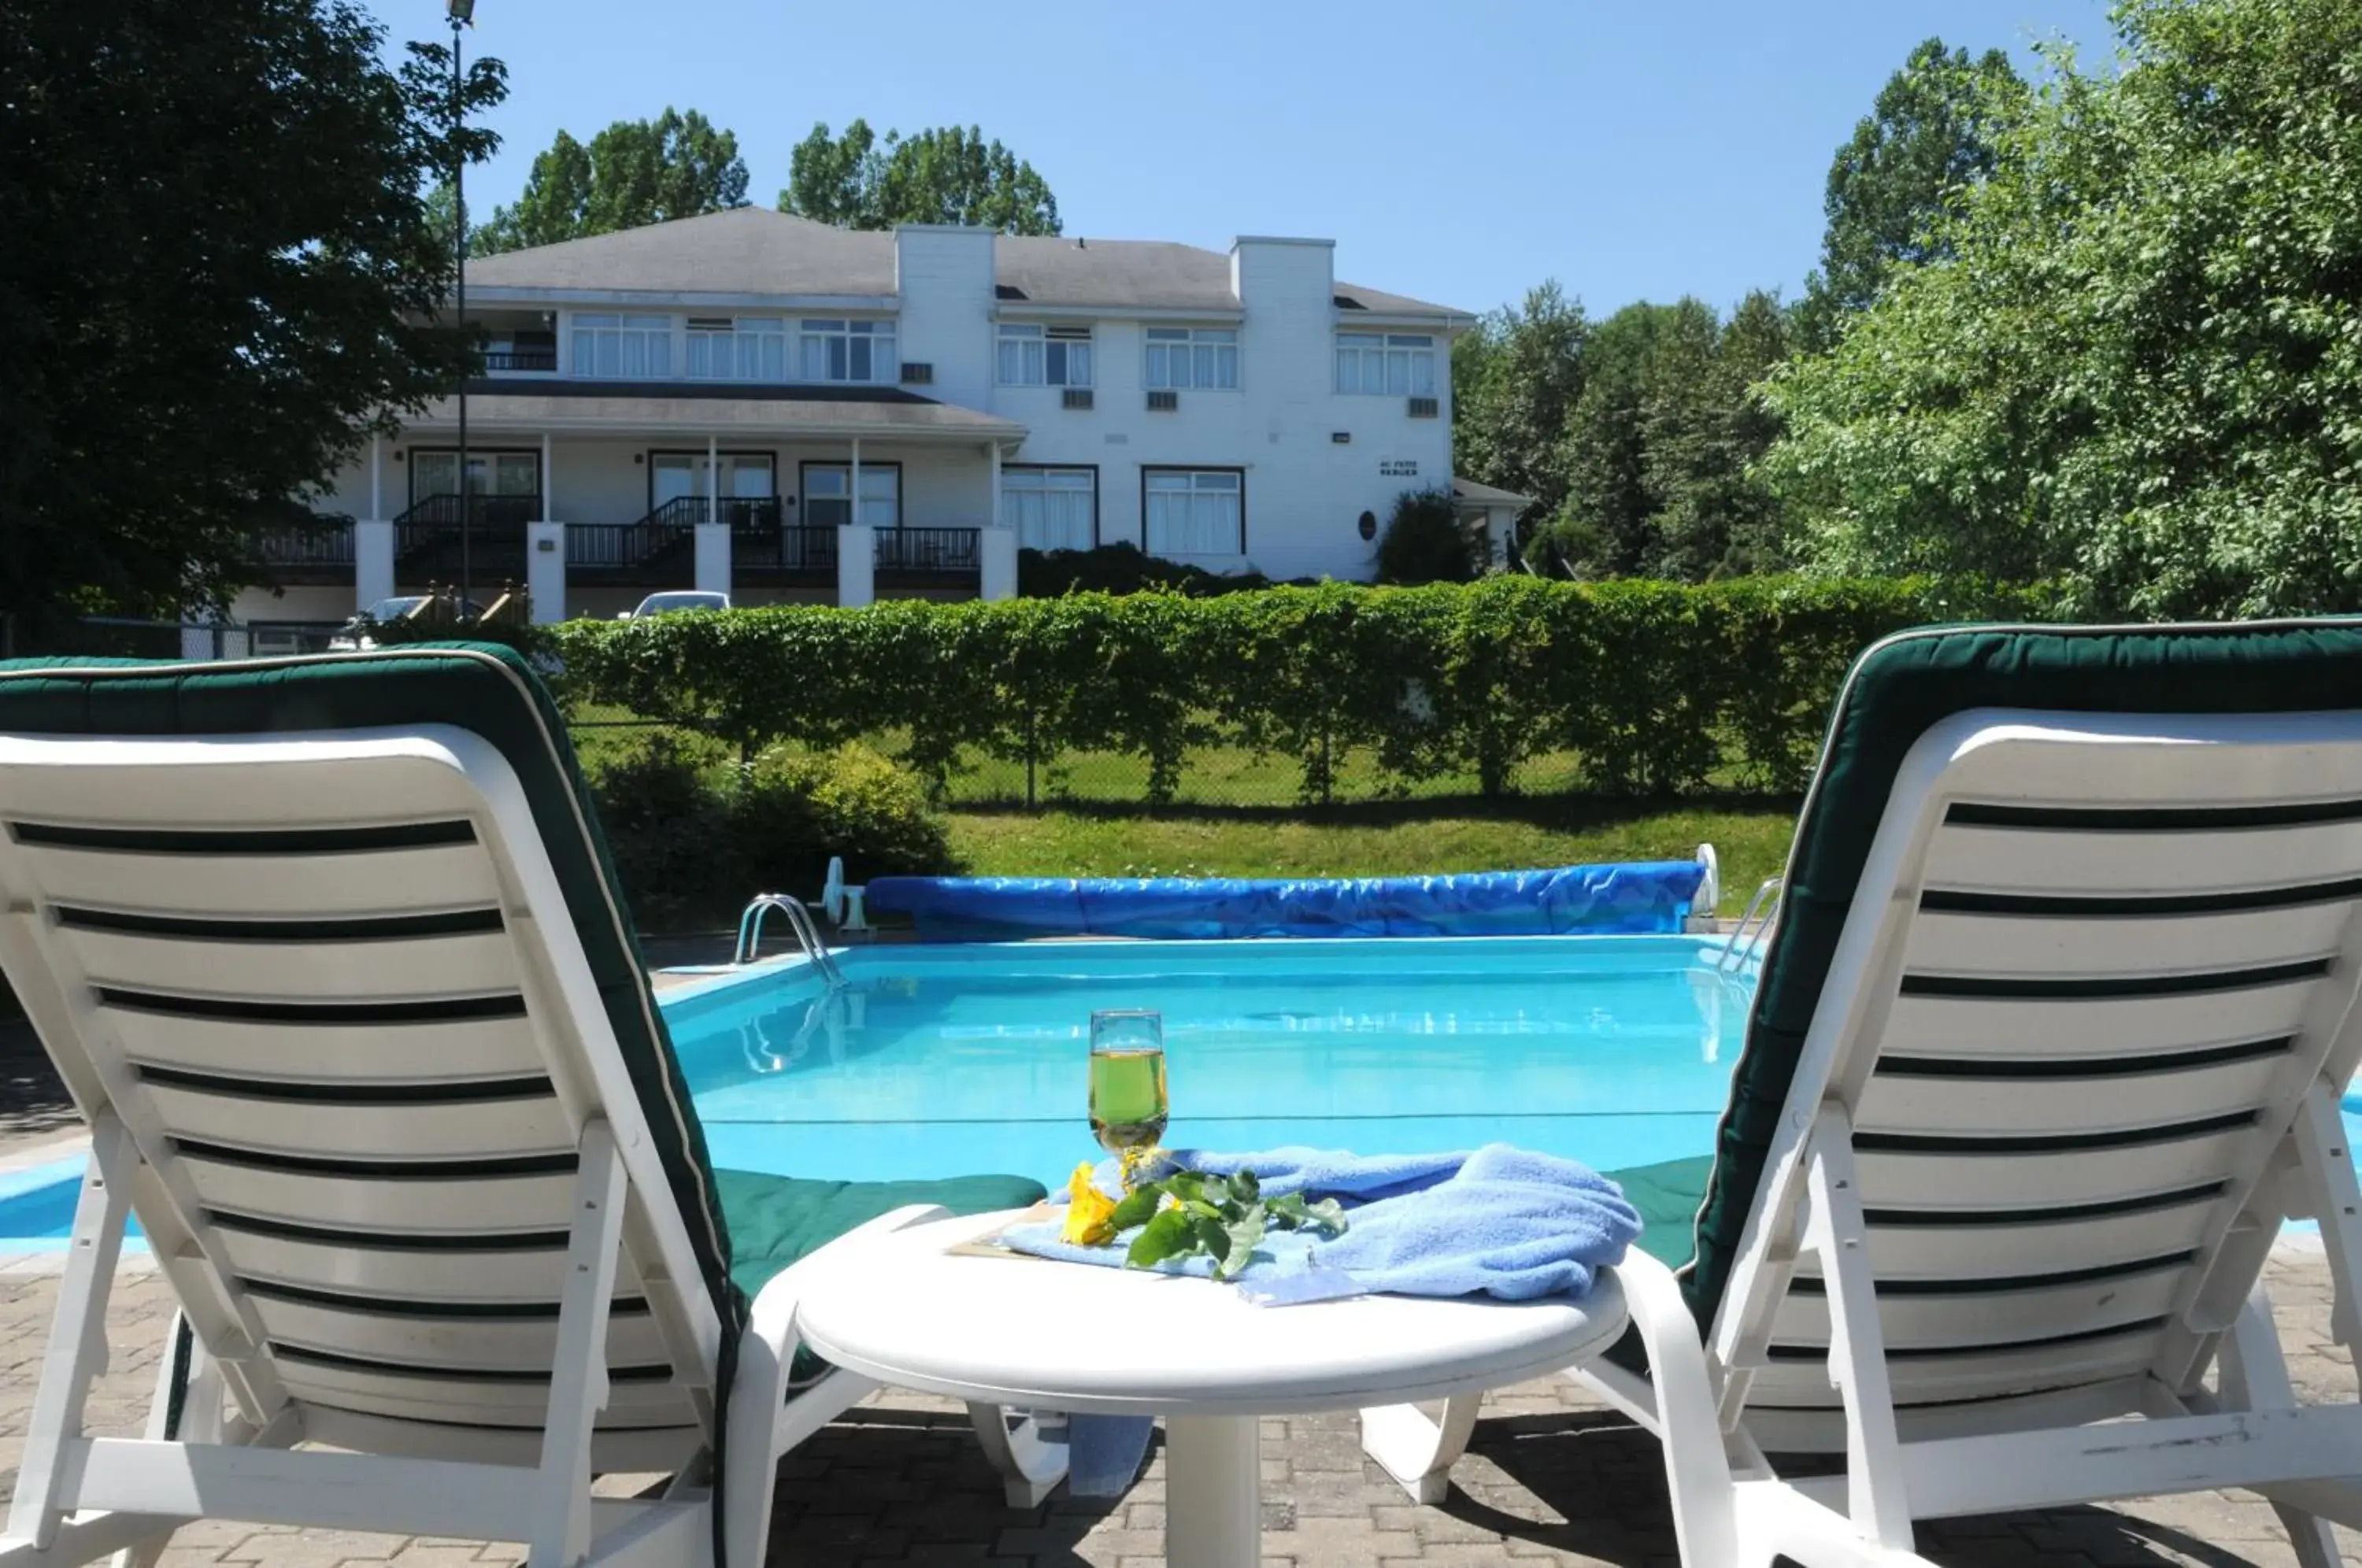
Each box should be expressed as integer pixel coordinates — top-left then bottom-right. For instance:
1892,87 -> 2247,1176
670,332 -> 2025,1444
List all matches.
734,893 -> 846,988
1716,877 -> 1783,973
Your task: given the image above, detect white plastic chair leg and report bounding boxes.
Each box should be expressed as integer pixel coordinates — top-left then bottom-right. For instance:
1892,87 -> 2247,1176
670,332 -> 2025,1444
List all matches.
2219,1284 -> 2342,1568
1358,1395 -> 1480,1504
968,1405 -> 1071,1507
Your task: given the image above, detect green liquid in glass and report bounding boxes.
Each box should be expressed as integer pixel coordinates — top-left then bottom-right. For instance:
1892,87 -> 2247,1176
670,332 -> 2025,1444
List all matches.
1089,1048 -> 1168,1151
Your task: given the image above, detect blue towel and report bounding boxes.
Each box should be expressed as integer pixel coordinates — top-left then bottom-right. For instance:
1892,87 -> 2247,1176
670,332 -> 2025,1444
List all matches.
1014,1143 -> 1640,1302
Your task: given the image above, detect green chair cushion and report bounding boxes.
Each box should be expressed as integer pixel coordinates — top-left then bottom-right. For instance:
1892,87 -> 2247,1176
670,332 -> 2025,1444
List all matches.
715,1167 -> 1047,1388
1677,618 -> 2362,1348
715,1167 -> 1050,1301
1602,1156 -> 1712,1274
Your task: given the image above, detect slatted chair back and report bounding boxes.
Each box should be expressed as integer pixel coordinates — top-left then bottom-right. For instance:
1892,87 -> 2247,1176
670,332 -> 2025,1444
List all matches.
0,648 -> 751,1519
1670,621 -> 2362,1455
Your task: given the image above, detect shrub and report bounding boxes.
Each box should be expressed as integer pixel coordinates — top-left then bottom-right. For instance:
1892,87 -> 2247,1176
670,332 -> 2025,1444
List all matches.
1020,542 -> 1281,597
583,734 -> 953,928
583,732 -> 735,928
550,575 -> 2052,807
732,741 -> 956,891
1374,488 -> 1476,585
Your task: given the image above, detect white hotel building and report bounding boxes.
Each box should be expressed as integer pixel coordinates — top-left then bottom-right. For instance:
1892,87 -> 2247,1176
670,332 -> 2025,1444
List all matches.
236,209 -> 1529,631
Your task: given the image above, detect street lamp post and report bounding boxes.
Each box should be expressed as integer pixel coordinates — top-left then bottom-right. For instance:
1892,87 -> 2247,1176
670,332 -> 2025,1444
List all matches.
449,0 -> 475,612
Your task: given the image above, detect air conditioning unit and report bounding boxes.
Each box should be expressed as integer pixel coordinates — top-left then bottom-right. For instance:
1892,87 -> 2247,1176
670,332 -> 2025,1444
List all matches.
900,361 -> 935,385
1146,389 -> 1179,412
1063,387 -> 1094,410
1407,395 -> 1440,418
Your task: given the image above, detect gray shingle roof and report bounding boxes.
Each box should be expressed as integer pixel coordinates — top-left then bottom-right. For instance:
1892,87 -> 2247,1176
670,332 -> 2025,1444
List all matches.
465,208 -> 894,296
461,207 -> 1464,316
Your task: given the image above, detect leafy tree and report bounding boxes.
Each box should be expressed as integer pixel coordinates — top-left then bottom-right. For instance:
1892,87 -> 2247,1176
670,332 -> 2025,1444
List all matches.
781,120 -> 1060,235
1766,0 -> 2362,619
1796,37 -> 2026,349
474,108 -> 746,254
1647,290 -> 1794,579
0,0 -> 504,640
1449,282 -> 1588,543
1549,301 -> 1697,576
1373,489 -> 1477,585
1527,295 -> 1793,581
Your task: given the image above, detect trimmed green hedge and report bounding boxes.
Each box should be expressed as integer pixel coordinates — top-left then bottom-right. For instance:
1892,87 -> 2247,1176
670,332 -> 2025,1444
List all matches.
548,576 -> 2050,804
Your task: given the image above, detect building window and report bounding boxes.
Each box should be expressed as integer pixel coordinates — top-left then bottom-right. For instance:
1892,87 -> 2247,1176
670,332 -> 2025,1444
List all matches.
570,312 -> 672,378
1001,467 -> 1096,551
998,324 -> 1094,386
1335,333 -> 1436,397
1143,468 -> 1243,556
802,462 -> 900,527
1144,327 -> 1238,390
687,317 -> 787,381
798,320 -> 897,383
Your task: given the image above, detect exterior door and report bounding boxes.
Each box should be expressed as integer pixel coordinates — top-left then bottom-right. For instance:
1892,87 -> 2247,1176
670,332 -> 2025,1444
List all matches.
652,454 -> 701,513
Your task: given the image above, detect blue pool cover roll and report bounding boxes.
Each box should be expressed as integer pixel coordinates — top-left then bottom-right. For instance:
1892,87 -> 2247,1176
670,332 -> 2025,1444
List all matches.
862,861 -> 1706,940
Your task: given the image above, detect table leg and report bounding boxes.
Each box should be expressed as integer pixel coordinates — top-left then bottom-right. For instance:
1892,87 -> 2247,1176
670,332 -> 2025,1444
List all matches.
1162,1415 -> 1261,1568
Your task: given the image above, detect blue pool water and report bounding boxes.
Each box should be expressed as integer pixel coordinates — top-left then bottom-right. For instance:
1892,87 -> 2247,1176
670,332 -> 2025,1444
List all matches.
670,936 -> 1757,1187
0,1159 -> 146,1246
1,930 -> 2356,1245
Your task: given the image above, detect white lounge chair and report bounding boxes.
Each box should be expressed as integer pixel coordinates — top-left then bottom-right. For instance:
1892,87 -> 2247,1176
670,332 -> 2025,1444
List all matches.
0,646 -> 1054,1568
1573,621 -> 2362,1566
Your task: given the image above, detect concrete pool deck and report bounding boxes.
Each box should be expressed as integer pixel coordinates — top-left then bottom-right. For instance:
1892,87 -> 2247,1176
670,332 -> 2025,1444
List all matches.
0,1008 -> 2353,1566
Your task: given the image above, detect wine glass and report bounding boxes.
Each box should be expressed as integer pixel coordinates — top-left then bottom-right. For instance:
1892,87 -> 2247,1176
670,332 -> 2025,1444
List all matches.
1088,1009 -> 1168,1166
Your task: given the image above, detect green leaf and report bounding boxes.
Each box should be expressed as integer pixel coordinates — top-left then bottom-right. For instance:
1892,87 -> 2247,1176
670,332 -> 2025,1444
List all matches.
1108,1185 -> 1162,1232
1231,1169 -> 1261,1204
1124,1207 -> 1194,1270
1216,1207 -> 1265,1281
1189,1213 -> 1232,1264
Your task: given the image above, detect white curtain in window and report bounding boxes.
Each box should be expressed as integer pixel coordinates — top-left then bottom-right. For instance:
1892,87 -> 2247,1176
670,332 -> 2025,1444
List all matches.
1003,469 -> 1094,550
857,467 -> 899,527
1146,329 -> 1235,390
1144,472 -> 1239,556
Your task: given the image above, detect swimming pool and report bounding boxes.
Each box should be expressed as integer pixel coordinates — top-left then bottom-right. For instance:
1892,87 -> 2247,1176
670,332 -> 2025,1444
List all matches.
7,930 -> 2358,1248
669,935 -> 1757,1187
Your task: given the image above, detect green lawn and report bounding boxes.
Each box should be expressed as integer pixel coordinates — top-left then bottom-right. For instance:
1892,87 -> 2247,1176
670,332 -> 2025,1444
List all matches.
943,801 -> 1797,909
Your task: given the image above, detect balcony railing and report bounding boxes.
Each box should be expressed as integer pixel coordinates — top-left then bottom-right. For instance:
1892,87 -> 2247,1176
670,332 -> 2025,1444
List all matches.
251,518 -> 355,578
875,527 -> 982,580
392,493 -> 539,582
733,523 -> 839,578
566,520 -> 696,576
483,347 -> 558,373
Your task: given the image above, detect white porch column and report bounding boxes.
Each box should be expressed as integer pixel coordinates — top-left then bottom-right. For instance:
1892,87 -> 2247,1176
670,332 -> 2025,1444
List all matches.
980,526 -> 1020,602
527,523 -> 565,623
695,522 -> 732,595
706,434 -> 718,523
838,523 -> 876,608
979,441 -> 1017,601
355,520 -> 395,609
369,435 -> 383,520
541,434 -> 553,523
849,438 -> 862,527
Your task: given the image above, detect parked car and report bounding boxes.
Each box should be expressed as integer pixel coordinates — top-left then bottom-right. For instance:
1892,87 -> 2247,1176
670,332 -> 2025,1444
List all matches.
328,594 -> 487,651
620,590 -> 731,619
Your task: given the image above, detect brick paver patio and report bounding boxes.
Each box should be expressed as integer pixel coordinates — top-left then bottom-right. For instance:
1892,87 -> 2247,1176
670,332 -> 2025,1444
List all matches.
0,1241 -> 2353,1566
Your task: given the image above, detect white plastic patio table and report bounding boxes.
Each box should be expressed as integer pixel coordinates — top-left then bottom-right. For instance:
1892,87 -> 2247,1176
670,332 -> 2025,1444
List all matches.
792,1208 -> 1631,1567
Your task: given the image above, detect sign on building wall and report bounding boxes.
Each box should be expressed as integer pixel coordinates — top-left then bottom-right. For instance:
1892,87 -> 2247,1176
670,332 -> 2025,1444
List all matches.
1379,460 -> 1419,477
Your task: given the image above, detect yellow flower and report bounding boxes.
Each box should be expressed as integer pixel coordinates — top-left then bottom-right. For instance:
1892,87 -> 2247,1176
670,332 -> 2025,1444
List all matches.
1062,1161 -> 1119,1246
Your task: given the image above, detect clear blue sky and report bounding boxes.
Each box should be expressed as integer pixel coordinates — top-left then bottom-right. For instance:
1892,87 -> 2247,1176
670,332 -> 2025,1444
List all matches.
427,0 -> 2113,320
